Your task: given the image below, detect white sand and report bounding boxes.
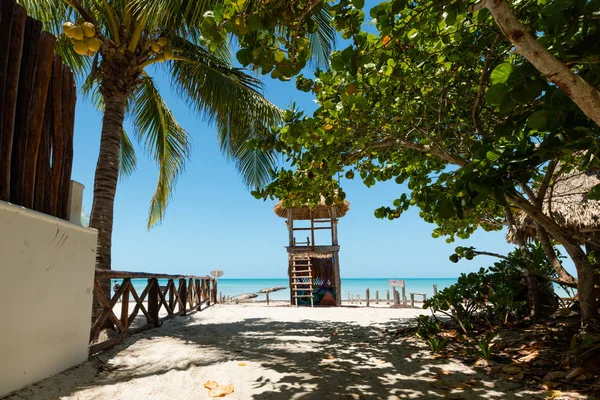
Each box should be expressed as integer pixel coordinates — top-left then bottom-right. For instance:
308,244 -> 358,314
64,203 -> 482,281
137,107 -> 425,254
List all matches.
4,304 -> 583,400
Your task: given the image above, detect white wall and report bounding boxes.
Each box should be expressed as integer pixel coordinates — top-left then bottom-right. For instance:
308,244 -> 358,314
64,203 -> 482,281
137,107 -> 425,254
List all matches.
0,201 -> 97,397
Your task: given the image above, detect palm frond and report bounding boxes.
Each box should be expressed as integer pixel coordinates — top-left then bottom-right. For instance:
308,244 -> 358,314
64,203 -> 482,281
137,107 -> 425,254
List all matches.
132,76 -> 191,229
307,4 -> 336,69
119,128 -> 137,180
169,39 -> 281,187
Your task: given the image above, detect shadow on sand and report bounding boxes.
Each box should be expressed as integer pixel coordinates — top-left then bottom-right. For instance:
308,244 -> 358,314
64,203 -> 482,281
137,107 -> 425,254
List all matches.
6,307 -> 546,399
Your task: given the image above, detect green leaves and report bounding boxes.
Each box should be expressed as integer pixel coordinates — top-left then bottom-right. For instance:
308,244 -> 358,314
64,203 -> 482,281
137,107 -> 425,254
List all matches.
526,110 -> 549,130
490,63 -> 514,85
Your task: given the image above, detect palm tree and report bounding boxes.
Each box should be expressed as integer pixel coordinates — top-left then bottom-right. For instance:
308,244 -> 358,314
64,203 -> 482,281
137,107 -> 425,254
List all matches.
19,0 -> 334,319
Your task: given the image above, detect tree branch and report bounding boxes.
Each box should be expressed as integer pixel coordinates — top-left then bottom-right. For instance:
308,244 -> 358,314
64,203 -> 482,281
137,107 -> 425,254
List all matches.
475,0 -> 600,127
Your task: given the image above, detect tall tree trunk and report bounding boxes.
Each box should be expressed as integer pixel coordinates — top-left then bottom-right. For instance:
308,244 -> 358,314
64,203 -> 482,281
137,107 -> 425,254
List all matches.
536,223 -> 578,287
510,195 -> 598,322
505,207 -> 540,319
89,92 -> 126,322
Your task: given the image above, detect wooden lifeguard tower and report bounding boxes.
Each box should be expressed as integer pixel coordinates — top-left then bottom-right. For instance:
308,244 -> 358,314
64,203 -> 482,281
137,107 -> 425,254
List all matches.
274,198 -> 350,307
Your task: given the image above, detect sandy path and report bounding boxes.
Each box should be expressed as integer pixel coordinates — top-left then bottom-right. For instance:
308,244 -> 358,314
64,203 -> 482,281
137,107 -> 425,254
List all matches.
4,304 -> 579,399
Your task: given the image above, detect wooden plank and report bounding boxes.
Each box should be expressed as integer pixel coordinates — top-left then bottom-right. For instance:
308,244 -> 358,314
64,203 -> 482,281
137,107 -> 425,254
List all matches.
0,3 -> 26,201
148,278 -> 160,327
58,67 -> 75,219
287,209 -> 294,246
10,16 -> 42,206
168,279 -> 175,311
179,278 -> 187,316
94,269 -> 210,280
128,283 -> 151,325
0,0 -> 17,145
33,96 -> 50,212
90,280 -> 125,338
49,56 -> 63,216
121,279 -> 130,331
21,31 -> 56,209
156,281 -> 173,316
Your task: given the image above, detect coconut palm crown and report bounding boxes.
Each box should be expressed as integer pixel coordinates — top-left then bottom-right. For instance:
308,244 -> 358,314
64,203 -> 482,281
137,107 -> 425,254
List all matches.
18,0 -> 335,281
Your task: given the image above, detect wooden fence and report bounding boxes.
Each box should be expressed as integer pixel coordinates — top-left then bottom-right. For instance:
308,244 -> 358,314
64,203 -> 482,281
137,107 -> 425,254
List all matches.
90,269 -> 218,355
0,0 -> 76,219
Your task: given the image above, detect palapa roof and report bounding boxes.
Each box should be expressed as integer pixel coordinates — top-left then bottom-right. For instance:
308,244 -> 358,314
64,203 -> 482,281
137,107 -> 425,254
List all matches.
508,169 -> 600,243
274,197 -> 350,220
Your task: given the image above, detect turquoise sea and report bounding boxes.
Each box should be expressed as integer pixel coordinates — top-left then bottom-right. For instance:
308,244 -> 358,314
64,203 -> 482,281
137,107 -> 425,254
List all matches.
113,277 -> 574,301
114,278 -> 458,301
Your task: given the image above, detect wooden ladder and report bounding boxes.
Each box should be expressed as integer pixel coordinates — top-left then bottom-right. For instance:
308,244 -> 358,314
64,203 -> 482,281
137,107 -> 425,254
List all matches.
291,255 -> 314,307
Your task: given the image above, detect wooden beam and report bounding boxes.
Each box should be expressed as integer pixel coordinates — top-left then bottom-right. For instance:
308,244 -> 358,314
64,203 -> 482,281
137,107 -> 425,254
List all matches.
95,269 -> 210,280
22,31 -> 56,209
148,278 -> 160,327
0,3 -> 26,201
10,16 -> 42,206
120,279 -> 130,331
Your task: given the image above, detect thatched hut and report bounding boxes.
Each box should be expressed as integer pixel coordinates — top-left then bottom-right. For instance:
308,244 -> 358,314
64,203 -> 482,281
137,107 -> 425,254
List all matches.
274,197 -> 350,307
508,169 -> 600,251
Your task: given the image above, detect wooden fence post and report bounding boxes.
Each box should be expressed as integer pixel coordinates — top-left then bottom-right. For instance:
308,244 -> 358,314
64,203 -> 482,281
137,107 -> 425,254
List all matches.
375,290 -> 379,304
410,293 -> 415,308
402,286 -> 407,307
168,279 -> 175,311
386,289 -> 390,304
394,290 -> 400,306
121,279 -> 130,331
433,284 -> 438,295
179,278 -> 187,315
366,289 -> 370,307
148,278 -> 160,327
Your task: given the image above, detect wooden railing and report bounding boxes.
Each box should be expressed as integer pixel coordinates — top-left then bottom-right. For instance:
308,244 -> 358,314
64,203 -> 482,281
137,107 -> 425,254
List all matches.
90,269 -> 217,355
0,0 -> 76,219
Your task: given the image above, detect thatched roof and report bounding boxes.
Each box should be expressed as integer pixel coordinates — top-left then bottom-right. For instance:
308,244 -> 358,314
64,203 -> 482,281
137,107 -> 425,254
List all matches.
508,169 -> 600,243
274,198 -> 350,220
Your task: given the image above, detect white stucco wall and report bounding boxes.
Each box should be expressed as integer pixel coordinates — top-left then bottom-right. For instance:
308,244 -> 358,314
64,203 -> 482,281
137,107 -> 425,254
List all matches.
0,201 -> 98,397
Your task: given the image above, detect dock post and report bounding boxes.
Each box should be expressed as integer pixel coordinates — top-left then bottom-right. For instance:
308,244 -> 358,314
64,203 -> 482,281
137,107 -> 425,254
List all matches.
433,285 -> 438,295
376,290 -> 379,304
386,289 -> 390,304
410,293 -> 415,308
266,292 -> 270,306
366,289 -> 370,307
401,286 -> 406,306
393,290 -> 400,306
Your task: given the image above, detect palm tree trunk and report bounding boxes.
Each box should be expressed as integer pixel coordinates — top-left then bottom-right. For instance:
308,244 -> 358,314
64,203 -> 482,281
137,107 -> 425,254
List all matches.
89,92 -> 127,322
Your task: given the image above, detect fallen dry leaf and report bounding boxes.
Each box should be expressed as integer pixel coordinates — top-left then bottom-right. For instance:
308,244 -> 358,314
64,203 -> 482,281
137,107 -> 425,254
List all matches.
204,381 -> 219,390
545,390 -> 563,399
575,374 -> 587,381
541,382 -> 559,391
565,367 -> 584,380
238,363 -> 247,367
209,384 -> 235,398
502,366 -> 523,375
543,371 -> 567,382
443,393 -> 466,399
514,372 -> 525,380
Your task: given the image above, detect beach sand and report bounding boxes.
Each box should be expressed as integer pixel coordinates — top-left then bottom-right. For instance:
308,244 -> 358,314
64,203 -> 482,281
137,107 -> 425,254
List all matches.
4,303 -> 584,400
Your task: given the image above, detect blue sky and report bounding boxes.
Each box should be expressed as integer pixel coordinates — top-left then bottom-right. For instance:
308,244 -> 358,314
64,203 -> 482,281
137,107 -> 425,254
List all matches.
69,3 -> 566,279
72,72 -> 525,279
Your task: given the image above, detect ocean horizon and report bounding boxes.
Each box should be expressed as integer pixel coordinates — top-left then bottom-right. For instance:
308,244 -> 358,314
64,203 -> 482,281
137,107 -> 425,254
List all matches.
113,277 -> 574,301
116,277 -> 459,301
